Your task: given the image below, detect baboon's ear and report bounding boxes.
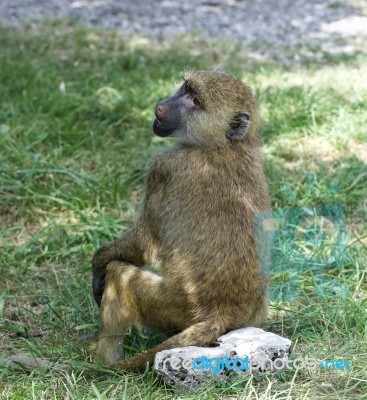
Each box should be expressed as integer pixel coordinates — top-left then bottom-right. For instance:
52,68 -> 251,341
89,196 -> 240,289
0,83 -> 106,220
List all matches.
227,111 -> 250,140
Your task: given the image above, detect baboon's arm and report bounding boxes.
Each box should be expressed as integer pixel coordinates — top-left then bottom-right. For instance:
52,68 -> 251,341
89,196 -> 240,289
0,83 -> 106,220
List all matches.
92,229 -> 145,271
92,218 -> 154,306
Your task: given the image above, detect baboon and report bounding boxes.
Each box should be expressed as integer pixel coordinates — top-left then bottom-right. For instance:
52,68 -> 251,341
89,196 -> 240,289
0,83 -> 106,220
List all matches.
92,69 -> 271,372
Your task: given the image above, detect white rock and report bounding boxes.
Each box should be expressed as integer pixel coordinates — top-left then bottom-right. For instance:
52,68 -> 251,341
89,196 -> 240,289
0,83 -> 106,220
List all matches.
154,327 -> 291,391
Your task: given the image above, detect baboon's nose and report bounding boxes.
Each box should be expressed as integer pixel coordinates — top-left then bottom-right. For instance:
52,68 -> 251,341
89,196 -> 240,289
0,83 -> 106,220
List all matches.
155,103 -> 167,120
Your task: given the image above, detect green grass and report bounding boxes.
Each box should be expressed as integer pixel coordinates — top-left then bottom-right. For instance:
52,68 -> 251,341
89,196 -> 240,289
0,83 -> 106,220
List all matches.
0,20 -> 366,399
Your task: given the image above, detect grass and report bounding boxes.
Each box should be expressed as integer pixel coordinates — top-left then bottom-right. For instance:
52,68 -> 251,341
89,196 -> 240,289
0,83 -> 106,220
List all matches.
0,20 -> 366,399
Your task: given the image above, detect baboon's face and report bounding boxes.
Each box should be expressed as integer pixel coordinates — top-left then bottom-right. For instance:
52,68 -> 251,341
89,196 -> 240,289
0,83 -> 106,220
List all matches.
153,81 -> 200,138
153,70 -> 257,147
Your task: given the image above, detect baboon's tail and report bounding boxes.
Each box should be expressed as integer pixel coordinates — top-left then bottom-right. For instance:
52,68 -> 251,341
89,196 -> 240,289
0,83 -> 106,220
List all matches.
113,321 -> 224,372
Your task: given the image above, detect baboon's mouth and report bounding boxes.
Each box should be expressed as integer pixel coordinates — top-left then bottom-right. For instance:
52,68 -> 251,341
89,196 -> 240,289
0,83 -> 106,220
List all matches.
153,118 -> 174,137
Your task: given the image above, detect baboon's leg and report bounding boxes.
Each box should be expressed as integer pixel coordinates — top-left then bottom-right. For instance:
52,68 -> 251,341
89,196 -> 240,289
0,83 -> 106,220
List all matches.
96,260 -> 190,364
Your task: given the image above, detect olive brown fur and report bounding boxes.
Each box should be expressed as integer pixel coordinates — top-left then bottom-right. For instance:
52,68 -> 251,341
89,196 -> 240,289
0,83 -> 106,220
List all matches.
91,69 -> 271,372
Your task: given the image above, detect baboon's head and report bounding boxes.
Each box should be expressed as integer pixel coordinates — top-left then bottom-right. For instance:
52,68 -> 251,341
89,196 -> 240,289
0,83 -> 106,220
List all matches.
153,69 -> 260,147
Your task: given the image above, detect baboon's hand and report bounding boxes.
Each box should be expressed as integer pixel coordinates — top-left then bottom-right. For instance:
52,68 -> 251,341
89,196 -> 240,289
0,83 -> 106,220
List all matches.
92,268 -> 106,307
92,245 -> 112,306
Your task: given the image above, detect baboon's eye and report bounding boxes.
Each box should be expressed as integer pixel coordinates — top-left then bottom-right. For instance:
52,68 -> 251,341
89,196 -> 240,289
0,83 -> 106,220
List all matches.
192,97 -> 200,106
184,82 -> 190,93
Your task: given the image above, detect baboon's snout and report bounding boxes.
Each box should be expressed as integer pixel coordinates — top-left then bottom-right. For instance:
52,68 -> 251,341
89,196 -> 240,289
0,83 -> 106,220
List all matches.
155,102 -> 168,120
